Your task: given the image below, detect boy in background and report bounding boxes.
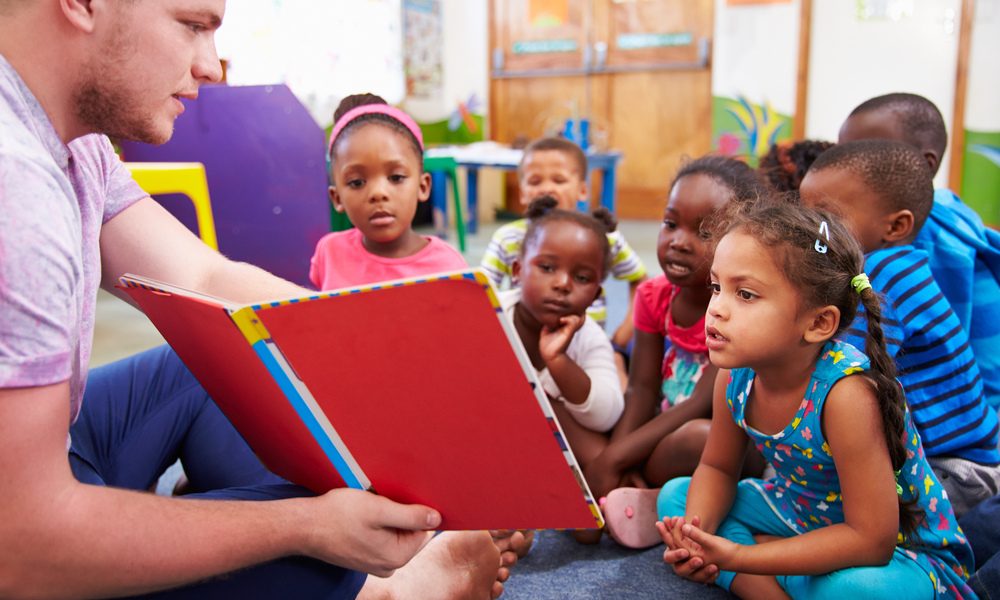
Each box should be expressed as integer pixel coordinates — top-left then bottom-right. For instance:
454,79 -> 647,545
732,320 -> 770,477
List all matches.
800,139 -> 1000,518
839,93 -> 1000,411
481,138 -> 647,389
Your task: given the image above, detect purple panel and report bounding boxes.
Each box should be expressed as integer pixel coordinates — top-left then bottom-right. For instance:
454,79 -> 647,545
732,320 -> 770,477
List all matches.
121,84 -> 330,287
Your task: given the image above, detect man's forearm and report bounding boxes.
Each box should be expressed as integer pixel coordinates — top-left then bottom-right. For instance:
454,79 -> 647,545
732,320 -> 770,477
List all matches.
2,478 -> 309,599
201,258 -> 311,305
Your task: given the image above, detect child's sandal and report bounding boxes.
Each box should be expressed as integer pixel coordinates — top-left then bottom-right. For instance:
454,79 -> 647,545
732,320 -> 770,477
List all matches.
602,487 -> 663,549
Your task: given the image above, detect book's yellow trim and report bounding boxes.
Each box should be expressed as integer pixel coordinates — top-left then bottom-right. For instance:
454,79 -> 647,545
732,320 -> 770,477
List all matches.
230,307 -> 271,344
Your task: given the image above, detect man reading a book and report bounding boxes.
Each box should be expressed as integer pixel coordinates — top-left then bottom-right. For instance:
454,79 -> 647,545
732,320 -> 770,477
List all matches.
0,1 -> 521,598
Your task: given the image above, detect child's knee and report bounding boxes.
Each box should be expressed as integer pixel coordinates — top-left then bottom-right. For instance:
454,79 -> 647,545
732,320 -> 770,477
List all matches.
782,558 -> 934,600
656,476 -> 691,520
671,419 -> 711,456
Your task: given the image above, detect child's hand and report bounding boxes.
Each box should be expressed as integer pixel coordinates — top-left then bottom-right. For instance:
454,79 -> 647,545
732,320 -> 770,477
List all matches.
538,315 -> 586,364
656,516 -> 720,584
677,519 -> 741,572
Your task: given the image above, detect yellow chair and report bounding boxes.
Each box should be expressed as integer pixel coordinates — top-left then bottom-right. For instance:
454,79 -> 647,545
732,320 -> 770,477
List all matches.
124,162 -> 219,251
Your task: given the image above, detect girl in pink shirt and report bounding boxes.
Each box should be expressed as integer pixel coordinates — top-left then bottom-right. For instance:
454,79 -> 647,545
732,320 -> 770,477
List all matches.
309,94 -> 466,290
583,157 -> 766,541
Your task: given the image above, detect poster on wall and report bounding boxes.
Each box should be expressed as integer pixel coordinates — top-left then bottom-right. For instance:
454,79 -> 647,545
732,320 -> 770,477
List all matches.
530,0 -> 568,27
403,0 -> 444,100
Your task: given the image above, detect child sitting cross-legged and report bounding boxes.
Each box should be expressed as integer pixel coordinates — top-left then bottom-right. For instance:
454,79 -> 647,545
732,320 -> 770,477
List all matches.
501,196 -> 625,548
611,200 -> 976,599
799,139 -> 1000,518
310,94 -> 467,290
502,196 -> 625,458
586,156 -> 767,529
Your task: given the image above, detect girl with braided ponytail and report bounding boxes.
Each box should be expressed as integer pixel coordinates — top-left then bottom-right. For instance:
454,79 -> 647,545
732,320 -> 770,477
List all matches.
606,200 -> 975,599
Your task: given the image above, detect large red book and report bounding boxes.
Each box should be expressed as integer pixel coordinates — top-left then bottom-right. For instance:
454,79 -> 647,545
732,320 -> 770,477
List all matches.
119,270 -> 602,531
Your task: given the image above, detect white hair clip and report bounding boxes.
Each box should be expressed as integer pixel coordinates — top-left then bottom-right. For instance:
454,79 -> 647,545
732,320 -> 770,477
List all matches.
815,220 -> 830,254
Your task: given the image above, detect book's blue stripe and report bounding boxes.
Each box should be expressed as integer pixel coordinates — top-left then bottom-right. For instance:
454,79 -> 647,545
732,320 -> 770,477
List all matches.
249,340 -> 363,490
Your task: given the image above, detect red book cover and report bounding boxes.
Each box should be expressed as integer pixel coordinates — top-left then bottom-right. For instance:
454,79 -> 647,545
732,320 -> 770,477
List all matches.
120,271 -> 602,531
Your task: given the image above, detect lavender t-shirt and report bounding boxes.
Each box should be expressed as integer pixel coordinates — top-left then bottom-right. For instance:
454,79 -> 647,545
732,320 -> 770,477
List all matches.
0,53 -> 146,431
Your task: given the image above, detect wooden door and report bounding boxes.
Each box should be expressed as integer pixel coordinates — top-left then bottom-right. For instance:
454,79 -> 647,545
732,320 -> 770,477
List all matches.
593,0 -> 714,219
490,0 -> 714,219
490,0 -> 590,145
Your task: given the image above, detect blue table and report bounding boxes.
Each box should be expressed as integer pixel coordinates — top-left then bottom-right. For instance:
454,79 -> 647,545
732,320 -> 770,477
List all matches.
425,147 -> 624,235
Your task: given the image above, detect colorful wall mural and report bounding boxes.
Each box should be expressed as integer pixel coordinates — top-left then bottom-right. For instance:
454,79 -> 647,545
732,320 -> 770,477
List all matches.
962,130 -> 1000,227
712,95 -> 793,166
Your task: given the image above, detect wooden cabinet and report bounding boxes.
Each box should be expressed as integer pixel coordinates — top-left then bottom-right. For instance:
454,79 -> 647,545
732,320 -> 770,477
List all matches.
489,0 -> 714,219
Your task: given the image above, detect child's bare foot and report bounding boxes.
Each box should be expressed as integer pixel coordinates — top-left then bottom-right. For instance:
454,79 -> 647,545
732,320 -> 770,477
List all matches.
572,529 -> 603,544
359,531 -> 503,600
516,530 -> 535,558
604,488 -> 663,549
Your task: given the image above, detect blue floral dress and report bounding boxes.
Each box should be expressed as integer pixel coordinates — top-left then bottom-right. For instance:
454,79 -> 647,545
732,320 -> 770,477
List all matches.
729,340 -> 976,599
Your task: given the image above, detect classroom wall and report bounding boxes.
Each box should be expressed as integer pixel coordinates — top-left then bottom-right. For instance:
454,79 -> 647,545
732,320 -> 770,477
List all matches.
403,0 -> 490,127
215,0 -> 405,128
711,0 -> 799,162
804,0 -> 962,188
961,0 -> 1000,224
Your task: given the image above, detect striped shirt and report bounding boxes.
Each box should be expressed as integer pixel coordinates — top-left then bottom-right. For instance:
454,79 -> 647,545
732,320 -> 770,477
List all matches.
914,189 -> 1000,412
841,246 -> 999,464
480,218 -> 647,326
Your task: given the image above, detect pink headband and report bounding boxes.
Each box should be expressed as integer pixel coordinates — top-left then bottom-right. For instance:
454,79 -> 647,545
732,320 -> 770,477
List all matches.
328,104 -> 424,159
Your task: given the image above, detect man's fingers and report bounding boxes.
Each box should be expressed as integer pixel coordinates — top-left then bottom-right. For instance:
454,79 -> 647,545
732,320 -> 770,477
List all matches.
373,498 -> 441,531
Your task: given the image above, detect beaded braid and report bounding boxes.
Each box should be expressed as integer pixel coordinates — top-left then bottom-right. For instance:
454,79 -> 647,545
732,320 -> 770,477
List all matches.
857,287 -> 920,539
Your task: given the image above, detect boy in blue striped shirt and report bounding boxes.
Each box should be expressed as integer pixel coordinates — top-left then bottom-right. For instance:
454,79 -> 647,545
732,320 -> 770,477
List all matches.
839,93 -> 1000,413
800,139 -> 1000,517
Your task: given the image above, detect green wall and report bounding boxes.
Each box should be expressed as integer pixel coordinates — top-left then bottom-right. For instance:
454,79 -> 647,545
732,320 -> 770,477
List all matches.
961,130 -> 1000,227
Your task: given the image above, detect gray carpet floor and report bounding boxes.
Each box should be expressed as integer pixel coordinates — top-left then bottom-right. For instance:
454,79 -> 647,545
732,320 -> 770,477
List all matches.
502,530 -> 736,600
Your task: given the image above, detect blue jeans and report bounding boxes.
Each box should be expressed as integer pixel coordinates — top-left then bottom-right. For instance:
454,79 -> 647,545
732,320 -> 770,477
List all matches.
959,492 -> 1000,598
69,345 -> 366,599
657,477 -> 934,599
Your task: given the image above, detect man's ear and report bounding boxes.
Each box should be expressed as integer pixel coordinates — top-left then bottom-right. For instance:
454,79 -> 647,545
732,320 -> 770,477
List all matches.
60,0 -> 97,33
417,172 -> 432,203
884,209 -> 914,243
804,305 -> 840,344
329,186 -> 345,213
511,258 -> 522,285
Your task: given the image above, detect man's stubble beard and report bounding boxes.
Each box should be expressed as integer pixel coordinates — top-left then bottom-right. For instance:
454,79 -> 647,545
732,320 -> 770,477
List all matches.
71,18 -> 173,146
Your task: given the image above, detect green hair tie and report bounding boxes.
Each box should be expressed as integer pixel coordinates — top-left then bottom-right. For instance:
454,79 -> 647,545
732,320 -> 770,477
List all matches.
852,273 -> 872,295
895,470 -> 903,496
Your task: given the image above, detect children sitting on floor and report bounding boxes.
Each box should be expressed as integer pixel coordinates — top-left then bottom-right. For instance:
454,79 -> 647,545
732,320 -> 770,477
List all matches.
799,139 -> 1000,518
610,200 -> 976,599
501,196 -> 625,460
500,196 -> 625,548
839,93 -> 1000,411
583,156 -> 767,510
480,137 -> 648,390
310,94 -> 467,290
